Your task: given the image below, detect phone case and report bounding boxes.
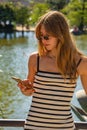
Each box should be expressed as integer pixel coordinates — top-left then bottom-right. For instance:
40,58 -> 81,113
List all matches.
11,76 -> 22,82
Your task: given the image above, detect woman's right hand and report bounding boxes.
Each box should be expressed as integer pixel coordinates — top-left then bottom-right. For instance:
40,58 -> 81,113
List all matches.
17,79 -> 35,96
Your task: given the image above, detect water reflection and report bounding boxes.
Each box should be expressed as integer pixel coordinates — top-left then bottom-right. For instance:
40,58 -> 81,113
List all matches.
0,32 -> 36,121
0,32 -> 87,126
75,35 -> 87,54
0,31 -> 32,39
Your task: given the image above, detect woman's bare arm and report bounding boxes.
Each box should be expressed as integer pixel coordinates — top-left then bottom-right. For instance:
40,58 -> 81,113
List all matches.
77,56 -> 87,94
18,53 -> 37,96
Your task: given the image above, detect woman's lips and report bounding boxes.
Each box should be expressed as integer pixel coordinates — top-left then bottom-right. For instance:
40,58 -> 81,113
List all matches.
44,44 -> 50,47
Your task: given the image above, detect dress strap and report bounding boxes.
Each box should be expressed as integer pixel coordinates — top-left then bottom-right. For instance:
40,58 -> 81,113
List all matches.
77,58 -> 82,67
37,54 -> 39,72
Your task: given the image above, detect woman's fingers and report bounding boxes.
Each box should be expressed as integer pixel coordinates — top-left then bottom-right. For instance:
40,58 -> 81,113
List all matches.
17,79 -> 35,96
21,87 -> 36,96
17,79 -> 32,89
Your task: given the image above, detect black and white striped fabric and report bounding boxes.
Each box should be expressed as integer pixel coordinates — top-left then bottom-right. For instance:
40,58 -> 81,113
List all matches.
24,70 -> 77,130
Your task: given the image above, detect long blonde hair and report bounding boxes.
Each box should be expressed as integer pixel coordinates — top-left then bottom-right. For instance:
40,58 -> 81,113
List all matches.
35,11 -> 83,79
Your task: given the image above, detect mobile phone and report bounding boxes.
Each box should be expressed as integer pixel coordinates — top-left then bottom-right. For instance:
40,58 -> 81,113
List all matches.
11,76 -> 33,89
11,76 -> 22,83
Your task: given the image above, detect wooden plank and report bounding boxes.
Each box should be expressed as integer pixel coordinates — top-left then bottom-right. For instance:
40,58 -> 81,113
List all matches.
0,119 -> 87,129
75,122 -> 87,129
0,119 -> 25,127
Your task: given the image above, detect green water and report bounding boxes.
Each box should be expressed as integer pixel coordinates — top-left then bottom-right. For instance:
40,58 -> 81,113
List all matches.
0,32 -> 87,130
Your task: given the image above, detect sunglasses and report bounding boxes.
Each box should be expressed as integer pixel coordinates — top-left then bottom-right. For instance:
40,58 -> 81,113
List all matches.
38,35 -> 49,41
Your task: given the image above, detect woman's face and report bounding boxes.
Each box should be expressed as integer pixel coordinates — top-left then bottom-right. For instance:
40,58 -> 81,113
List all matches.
40,25 -> 58,51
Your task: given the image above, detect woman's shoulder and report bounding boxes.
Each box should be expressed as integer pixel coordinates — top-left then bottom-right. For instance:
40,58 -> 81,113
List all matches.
28,52 -> 39,67
28,52 -> 38,71
80,55 -> 87,65
81,56 -> 87,68
29,52 -> 38,60
77,55 -> 87,75
81,55 -> 87,61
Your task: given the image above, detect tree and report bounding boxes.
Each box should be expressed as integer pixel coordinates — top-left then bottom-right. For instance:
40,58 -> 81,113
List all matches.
29,3 -> 50,25
46,0 -> 69,10
61,0 -> 87,31
79,0 -> 87,31
0,2 -> 16,32
15,4 -> 30,31
4,2 -> 15,24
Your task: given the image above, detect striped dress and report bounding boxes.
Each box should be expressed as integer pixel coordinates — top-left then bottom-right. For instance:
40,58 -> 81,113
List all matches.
24,57 -> 81,130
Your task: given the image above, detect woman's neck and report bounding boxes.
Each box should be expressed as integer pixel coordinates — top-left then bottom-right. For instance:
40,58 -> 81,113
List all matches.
47,50 -> 57,58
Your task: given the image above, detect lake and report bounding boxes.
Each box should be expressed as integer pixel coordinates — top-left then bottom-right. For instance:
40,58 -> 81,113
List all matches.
0,32 -> 87,130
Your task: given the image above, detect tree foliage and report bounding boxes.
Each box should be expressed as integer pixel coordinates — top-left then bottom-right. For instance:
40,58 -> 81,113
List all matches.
0,0 -> 87,32
0,2 -> 15,25
0,2 -> 30,31
29,3 -> 50,25
61,0 -> 87,30
46,0 -> 69,10
15,5 -> 30,27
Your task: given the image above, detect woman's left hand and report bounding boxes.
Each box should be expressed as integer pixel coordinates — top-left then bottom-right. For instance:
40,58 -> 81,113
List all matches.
17,79 -> 35,96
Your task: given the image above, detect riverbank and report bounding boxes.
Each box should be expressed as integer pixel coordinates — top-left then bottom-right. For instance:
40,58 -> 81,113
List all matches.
16,25 -> 35,32
15,26 -> 87,35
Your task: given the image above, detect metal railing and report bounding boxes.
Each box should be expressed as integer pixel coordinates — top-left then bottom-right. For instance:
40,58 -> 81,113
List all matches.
0,119 -> 87,129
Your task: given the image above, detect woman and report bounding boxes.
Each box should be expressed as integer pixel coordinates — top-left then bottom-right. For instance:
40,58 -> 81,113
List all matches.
18,11 -> 87,130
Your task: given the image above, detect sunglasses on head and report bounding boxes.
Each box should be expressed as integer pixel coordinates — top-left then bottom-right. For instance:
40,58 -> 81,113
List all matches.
38,35 -> 49,41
